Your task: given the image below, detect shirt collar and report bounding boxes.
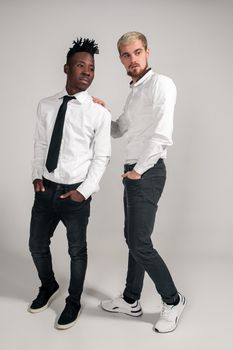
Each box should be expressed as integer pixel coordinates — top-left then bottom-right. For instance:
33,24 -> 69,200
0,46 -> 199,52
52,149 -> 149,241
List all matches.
58,88 -> 89,104
130,68 -> 153,88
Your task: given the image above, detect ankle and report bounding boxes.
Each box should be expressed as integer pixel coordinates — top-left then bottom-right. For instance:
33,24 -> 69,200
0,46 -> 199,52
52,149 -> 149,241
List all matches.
165,295 -> 180,306
123,295 -> 136,304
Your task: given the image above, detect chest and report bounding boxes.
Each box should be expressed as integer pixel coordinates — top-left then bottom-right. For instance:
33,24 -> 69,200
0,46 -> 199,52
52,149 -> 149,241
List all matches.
44,102 -> 97,139
125,88 -> 153,125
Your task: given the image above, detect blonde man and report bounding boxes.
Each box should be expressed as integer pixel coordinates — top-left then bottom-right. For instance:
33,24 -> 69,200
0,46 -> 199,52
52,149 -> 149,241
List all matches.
100,32 -> 186,333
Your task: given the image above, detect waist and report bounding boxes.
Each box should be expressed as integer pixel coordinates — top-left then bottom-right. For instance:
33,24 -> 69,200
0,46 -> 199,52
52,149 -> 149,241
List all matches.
124,158 -> 164,172
42,177 -> 82,191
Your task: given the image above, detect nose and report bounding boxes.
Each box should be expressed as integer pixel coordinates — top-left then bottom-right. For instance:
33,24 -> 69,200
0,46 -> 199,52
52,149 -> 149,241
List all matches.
129,56 -> 138,66
82,69 -> 90,76
130,53 -> 137,61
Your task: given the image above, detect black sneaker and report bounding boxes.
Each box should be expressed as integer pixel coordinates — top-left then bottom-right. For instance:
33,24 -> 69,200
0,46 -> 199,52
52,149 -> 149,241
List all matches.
56,301 -> 81,330
28,282 -> 59,313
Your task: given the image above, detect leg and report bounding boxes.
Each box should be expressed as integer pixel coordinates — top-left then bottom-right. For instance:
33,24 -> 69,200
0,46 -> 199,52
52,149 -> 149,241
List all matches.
123,187 -> 145,301
60,197 -> 91,306
124,161 -> 178,304
29,189 -> 60,290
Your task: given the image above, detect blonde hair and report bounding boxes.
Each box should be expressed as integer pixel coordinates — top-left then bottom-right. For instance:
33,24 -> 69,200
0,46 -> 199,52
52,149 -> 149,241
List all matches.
117,31 -> 148,53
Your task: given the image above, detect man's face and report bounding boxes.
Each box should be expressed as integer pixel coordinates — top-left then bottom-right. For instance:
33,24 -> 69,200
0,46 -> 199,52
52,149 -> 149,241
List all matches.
119,39 -> 150,79
64,52 -> 95,92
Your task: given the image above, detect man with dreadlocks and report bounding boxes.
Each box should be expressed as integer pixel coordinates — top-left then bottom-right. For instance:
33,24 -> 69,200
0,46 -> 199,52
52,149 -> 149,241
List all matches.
28,37 -> 111,330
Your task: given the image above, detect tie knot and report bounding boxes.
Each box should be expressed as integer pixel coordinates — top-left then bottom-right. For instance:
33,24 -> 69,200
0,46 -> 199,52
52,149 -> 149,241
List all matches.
63,95 -> 76,103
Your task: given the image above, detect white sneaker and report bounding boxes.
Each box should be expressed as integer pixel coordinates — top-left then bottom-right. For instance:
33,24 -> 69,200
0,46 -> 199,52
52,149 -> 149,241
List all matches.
154,293 -> 186,333
101,296 -> 143,317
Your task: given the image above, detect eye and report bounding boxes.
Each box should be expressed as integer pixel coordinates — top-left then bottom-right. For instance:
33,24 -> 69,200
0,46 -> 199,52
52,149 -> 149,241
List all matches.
77,63 -> 84,67
122,53 -> 130,59
135,50 -> 142,56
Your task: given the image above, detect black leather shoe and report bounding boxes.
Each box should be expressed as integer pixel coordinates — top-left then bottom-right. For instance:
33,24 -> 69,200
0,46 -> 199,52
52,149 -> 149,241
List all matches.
28,282 -> 59,313
56,301 -> 81,330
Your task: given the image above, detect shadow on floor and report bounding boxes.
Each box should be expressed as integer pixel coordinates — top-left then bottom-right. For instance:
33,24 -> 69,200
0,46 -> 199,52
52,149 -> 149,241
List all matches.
83,286 -> 159,327
0,245 -> 159,327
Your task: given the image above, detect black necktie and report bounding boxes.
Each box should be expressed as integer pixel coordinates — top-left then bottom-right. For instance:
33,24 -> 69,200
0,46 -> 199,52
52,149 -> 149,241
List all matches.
46,95 -> 75,173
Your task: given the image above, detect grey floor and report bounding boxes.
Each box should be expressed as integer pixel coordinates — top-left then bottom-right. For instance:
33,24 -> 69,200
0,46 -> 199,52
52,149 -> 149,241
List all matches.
1,243 -> 232,350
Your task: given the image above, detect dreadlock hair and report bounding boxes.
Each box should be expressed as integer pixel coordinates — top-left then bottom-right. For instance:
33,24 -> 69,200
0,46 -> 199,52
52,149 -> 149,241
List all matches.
66,37 -> 99,63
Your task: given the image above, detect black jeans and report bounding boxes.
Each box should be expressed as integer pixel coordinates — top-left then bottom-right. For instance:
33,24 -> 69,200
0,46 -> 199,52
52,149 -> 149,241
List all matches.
123,159 -> 178,304
29,178 -> 91,306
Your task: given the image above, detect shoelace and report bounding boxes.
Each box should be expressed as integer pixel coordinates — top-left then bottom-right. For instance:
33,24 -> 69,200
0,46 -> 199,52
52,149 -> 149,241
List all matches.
160,303 -> 175,321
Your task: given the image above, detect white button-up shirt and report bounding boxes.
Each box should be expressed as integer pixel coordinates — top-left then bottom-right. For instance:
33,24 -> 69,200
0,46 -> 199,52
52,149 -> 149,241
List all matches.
32,88 -> 111,199
111,69 -> 176,175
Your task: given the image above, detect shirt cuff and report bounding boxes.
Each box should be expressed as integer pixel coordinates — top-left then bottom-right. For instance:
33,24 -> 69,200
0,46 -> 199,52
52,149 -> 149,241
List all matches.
132,165 -> 144,176
32,168 -> 43,183
76,183 -> 100,200
133,157 -> 161,175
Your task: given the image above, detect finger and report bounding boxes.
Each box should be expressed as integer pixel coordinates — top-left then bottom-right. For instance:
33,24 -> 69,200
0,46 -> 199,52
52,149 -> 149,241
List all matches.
92,96 -> 105,107
60,191 -> 71,199
92,96 -> 101,103
40,184 -> 45,192
121,172 -> 127,178
35,183 -> 40,192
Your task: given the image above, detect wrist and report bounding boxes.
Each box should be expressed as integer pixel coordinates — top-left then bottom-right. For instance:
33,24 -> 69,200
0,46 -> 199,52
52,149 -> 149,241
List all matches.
76,189 -> 86,200
132,169 -> 141,177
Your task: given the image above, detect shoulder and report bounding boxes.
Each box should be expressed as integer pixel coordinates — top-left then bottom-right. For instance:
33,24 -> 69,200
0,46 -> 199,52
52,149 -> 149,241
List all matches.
152,73 -> 176,90
38,91 -> 61,108
150,73 -> 177,100
89,98 -> 112,121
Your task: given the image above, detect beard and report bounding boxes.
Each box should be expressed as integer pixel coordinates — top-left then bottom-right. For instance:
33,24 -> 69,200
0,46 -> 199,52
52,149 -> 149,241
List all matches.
127,64 -> 148,80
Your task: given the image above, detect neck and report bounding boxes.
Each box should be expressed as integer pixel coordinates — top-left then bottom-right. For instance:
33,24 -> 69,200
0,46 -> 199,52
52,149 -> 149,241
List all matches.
66,83 -> 84,95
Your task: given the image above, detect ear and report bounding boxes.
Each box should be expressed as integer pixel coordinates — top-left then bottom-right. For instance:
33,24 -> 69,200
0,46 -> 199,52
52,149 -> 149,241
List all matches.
146,48 -> 150,57
64,64 -> 69,74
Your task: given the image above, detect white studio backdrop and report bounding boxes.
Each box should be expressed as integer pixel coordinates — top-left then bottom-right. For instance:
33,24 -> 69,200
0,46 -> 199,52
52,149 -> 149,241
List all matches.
0,0 -> 232,270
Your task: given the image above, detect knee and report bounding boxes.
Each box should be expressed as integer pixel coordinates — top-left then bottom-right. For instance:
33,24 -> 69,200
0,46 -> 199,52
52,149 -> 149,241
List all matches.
29,247 -> 50,260
129,240 -> 155,263
68,244 -> 87,259
29,238 -> 49,256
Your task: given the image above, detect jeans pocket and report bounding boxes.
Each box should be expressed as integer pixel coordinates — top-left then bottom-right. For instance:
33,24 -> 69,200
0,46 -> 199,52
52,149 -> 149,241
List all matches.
34,188 -> 48,199
67,197 -> 84,204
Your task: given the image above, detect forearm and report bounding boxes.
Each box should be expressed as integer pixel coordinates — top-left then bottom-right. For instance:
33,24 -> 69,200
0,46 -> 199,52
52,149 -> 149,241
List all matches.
32,141 -> 47,181
111,114 -> 128,138
134,77 -> 176,175
133,142 -> 167,175
32,101 -> 47,181
77,156 -> 110,199
111,120 -> 123,138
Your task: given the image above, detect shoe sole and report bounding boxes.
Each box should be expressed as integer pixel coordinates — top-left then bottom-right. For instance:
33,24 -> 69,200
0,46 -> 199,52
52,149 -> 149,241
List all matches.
55,308 -> 82,330
154,296 -> 186,333
101,303 -> 143,317
28,289 -> 59,314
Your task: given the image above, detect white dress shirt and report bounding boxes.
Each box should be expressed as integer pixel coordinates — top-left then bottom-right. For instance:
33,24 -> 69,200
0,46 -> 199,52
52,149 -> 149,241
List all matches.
32,88 -> 111,199
111,69 -> 176,175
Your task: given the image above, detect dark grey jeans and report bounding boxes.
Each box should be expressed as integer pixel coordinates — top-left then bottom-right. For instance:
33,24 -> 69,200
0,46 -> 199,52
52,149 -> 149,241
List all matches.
29,178 -> 91,306
123,159 -> 179,304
